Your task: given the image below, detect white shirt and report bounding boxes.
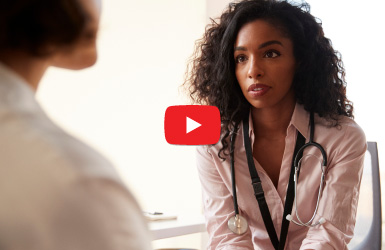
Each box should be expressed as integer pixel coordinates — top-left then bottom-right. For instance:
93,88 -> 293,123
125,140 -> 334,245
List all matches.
0,63 -> 152,250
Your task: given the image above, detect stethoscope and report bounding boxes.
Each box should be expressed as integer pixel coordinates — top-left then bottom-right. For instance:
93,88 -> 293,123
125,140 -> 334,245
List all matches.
228,112 -> 328,235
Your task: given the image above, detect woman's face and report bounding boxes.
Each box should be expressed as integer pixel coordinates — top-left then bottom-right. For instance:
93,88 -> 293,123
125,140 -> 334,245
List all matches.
234,19 -> 296,111
51,0 -> 101,70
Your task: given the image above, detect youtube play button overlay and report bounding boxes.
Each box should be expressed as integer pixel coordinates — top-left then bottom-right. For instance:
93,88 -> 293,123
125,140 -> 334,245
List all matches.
186,117 -> 201,134
164,105 -> 220,145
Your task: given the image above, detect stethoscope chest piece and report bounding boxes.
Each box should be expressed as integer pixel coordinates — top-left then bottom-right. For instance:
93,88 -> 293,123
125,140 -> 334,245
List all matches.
228,214 -> 248,235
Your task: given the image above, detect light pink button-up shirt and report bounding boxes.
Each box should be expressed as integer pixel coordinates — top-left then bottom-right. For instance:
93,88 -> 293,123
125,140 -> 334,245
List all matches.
196,104 -> 366,250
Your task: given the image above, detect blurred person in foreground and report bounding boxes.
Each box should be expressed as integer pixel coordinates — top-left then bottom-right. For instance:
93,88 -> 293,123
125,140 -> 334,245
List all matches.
0,0 -> 152,249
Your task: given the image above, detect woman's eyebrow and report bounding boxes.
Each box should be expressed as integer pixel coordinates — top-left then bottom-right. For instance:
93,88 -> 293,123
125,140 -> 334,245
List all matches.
234,46 -> 247,52
258,40 -> 283,49
234,40 -> 283,52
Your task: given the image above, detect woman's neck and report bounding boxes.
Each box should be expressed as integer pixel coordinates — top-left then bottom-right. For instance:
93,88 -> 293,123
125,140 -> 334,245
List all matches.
0,51 -> 49,91
251,100 -> 296,140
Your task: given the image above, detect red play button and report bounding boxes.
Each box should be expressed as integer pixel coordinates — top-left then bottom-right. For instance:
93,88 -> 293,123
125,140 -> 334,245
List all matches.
164,105 -> 221,145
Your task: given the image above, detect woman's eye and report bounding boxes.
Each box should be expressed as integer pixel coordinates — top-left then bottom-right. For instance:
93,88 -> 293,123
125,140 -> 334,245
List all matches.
264,50 -> 281,58
235,55 -> 247,63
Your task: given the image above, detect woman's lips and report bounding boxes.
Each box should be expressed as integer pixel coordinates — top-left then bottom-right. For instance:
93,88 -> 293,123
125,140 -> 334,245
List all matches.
247,83 -> 271,97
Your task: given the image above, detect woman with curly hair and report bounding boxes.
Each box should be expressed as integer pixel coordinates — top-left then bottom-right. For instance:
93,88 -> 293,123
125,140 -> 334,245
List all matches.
186,0 -> 366,249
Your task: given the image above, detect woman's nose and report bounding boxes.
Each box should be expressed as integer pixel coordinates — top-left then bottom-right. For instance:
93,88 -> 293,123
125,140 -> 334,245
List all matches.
247,58 -> 264,79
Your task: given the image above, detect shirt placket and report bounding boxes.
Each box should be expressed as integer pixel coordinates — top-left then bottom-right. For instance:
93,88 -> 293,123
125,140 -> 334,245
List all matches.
251,123 -> 300,248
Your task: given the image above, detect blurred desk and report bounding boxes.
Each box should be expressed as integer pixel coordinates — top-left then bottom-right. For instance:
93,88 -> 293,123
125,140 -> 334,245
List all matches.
149,215 -> 206,240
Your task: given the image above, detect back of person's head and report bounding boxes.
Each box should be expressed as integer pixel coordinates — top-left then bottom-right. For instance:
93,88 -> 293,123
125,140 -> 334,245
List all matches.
0,0 -> 101,69
0,0 -> 88,56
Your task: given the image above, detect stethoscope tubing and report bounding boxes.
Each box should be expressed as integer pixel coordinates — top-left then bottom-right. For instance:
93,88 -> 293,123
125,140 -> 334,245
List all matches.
290,112 -> 328,227
294,141 -> 327,168
230,130 -> 239,216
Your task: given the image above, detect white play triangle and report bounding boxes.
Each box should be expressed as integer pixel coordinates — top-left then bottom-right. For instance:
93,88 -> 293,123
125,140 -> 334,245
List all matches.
186,117 -> 201,134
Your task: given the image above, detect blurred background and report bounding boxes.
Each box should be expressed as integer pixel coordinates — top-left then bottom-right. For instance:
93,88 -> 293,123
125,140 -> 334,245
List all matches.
36,0 -> 384,248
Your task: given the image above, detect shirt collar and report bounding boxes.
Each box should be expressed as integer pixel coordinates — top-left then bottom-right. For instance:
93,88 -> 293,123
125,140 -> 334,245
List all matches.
0,61 -> 39,112
243,103 -> 310,147
290,103 -> 310,140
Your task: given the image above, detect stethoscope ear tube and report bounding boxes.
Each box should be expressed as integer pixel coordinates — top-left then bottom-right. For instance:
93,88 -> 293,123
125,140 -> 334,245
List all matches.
286,214 -> 326,226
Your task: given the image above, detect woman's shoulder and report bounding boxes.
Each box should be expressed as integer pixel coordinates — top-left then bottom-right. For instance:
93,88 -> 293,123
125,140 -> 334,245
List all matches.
196,142 -> 222,160
337,116 -> 366,150
196,122 -> 241,162
316,114 -> 367,158
317,114 -> 365,140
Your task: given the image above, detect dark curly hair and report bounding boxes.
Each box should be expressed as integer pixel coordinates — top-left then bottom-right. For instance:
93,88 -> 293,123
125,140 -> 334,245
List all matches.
185,0 -> 353,159
0,0 -> 88,56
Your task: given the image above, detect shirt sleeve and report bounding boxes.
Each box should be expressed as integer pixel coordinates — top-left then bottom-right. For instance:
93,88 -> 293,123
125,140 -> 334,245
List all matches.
300,123 -> 367,250
196,146 -> 253,250
50,177 -> 153,250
